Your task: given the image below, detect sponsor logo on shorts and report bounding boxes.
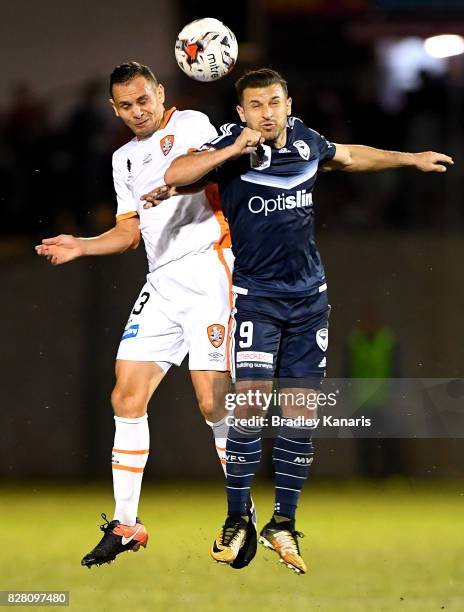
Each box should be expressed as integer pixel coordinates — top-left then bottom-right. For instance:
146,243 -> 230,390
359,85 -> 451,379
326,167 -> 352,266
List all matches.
160,134 -> 174,156
236,351 -> 273,369
121,324 -> 140,340
316,328 -> 328,352
209,351 -> 224,362
237,351 -> 273,364
208,324 -> 225,348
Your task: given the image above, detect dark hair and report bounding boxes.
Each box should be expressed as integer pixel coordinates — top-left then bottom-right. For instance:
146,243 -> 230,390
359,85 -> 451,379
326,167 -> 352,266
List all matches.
109,62 -> 158,97
235,68 -> 288,103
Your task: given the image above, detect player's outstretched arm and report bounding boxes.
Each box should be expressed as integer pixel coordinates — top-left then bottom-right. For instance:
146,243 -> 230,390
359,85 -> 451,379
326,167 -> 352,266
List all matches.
322,144 -> 454,173
35,218 -> 141,265
165,127 -> 264,187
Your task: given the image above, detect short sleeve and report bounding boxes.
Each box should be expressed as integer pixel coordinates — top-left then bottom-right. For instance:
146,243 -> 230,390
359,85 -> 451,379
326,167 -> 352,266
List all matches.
313,130 -> 336,165
200,123 -> 243,151
172,111 -> 218,155
112,153 -> 138,221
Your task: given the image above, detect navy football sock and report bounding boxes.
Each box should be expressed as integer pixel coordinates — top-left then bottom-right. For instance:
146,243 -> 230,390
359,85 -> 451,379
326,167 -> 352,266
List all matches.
226,422 -> 262,515
272,425 -> 314,520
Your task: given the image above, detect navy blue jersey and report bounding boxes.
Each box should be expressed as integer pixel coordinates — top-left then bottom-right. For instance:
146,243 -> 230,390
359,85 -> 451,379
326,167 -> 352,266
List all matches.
204,117 -> 336,297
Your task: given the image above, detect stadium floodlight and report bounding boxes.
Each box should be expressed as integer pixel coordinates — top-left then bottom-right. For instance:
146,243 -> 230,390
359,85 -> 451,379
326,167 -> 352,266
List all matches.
424,34 -> 464,59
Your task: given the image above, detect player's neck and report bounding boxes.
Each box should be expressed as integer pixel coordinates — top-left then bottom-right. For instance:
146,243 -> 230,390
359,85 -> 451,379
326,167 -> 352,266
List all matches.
268,130 -> 287,149
135,106 -> 170,141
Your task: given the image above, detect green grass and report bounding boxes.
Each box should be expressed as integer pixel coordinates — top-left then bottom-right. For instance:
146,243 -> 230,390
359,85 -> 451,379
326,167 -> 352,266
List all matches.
1,481 -> 463,611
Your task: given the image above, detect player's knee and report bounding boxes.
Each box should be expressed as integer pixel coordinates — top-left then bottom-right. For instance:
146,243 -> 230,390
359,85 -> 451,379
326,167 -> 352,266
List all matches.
197,393 -> 215,421
111,386 -> 147,418
197,390 -> 225,422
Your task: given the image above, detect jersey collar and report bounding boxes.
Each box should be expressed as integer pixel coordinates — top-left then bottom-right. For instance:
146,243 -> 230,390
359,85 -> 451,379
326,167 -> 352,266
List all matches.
159,107 -> 176,130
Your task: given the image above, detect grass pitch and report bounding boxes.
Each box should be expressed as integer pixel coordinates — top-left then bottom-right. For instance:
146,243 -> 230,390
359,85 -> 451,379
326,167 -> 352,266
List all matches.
1,481 -> 463,611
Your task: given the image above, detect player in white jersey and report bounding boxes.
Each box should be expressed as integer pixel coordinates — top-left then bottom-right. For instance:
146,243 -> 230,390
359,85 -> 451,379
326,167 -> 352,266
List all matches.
35,62 -> 250,567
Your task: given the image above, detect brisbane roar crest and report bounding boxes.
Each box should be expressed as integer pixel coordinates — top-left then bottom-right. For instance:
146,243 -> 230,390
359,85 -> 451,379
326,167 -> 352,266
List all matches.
160,134 -> 174,156
208,324 -> 225,348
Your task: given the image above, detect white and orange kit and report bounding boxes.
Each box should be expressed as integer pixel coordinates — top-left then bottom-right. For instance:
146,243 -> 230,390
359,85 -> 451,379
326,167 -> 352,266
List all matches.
113,107 -> 233,371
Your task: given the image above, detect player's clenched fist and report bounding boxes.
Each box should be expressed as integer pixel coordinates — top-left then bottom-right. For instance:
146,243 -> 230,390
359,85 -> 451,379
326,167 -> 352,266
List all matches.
413,151 -> 454,173
231,127 -> 265,156
35,234 -> 84,265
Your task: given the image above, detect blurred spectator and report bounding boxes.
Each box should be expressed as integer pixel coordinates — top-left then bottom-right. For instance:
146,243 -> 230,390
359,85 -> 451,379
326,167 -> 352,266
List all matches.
3,82 -> 53,236
62,81 -> 107,231
344,310 -> 405,478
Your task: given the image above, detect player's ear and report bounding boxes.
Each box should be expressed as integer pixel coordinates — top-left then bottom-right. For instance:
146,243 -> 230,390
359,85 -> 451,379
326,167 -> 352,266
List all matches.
236,104 -> 246,123
109,98 -> 119,117
286,96 -> 292,116
157,84 -> 165,104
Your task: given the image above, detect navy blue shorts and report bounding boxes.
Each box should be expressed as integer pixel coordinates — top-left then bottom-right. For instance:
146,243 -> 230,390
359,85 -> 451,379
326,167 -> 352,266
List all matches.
231,290 -> 330,384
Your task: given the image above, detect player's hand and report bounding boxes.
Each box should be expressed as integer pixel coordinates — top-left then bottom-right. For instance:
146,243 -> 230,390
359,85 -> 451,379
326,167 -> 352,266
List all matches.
35,234 -> 84,265
413,151 -> 454,173
141,185 -> 178,208
231,127 -> 265,156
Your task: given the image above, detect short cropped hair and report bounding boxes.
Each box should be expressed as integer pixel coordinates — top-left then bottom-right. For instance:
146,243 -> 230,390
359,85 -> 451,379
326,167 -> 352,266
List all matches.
109,62 -> 157,97
235,68 -> 288,103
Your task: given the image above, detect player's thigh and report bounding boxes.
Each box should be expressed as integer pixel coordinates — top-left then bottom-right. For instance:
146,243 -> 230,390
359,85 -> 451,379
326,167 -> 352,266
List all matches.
232,294 -> 281,383
184,249 -> 233,373
117,281 -> 188,367
112,360 -> 166,417
190,370 -> 230,422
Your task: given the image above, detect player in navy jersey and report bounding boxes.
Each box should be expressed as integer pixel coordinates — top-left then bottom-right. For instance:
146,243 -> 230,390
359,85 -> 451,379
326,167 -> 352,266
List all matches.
160,68 -> 453,574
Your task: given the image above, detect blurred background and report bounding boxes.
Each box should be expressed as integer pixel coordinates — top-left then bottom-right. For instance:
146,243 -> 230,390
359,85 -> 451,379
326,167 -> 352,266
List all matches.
1,0 -> 464,482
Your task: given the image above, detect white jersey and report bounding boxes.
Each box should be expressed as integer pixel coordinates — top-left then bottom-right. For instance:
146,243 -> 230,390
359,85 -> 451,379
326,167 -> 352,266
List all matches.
112,107 -> 231,273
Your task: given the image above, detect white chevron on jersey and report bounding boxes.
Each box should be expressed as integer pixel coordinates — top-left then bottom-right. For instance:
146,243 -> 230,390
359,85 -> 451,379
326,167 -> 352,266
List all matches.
208,123 -> 235,145
240,159 -> 319,189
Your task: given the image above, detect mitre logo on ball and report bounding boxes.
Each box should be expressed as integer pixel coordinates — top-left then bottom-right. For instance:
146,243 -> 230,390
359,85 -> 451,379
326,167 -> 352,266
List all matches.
175,18 -> 238,82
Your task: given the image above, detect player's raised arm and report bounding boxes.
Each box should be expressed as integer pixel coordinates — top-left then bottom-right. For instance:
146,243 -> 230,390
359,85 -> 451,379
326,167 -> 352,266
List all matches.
322,143 -> 454,173
35,218 -> 141,265
165,127 -> 264,187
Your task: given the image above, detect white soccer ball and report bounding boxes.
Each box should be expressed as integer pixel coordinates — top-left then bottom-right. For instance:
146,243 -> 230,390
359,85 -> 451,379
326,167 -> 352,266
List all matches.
175,18 -> 238,82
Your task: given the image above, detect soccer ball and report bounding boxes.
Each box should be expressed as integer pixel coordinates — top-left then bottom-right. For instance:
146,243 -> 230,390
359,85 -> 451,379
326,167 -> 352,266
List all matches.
175,18 -> 238,82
